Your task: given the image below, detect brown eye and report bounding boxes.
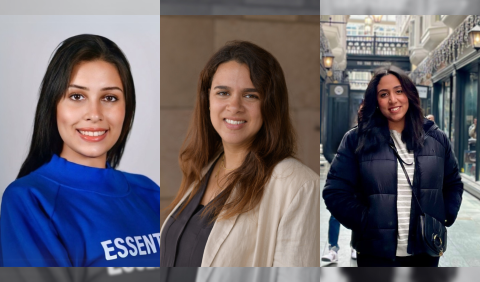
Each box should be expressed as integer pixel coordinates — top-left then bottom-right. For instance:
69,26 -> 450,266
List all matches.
104,95 -> 118,102
245,94 -> 259,99
69,93 -> 84,101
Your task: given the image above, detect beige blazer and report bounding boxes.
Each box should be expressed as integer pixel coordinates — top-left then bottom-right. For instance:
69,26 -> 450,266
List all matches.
196,267 -> 321,282
160,157 -> 320,267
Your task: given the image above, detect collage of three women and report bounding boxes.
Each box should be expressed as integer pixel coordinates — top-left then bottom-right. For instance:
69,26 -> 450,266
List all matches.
3,1 -> 480,282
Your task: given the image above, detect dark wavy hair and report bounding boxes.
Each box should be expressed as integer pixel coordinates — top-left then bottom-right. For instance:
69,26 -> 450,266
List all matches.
17,34 -> 136,178
356,65 -> 424,154
165,40 -> 296,221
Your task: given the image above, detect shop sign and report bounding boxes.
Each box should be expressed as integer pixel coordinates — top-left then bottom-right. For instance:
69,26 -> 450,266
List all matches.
416,85 -> 428,98
356,61 -> 392,66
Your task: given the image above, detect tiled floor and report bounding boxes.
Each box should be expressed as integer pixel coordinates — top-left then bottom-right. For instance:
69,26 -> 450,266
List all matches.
320,163 -> 480,267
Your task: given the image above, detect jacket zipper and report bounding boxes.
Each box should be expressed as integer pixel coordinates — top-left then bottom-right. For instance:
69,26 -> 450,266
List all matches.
410,125 -> 437,256
389,138 -> 399,261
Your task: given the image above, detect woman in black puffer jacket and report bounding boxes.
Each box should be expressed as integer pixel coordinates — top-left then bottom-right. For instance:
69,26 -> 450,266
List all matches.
323,66 -> 463,267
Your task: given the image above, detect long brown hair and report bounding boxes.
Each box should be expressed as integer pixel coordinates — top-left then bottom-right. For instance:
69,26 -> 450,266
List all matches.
164,40 -> 296,221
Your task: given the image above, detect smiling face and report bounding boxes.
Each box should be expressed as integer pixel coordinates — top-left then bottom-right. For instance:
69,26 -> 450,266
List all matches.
377,74 -> 409,132
57,60 -> 126,168
209,60 -> 263,150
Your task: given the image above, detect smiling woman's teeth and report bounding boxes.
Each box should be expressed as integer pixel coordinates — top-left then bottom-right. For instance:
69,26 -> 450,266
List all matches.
390,107 -> 400,112
225,119 -> 246,125
79,130 -> 106,137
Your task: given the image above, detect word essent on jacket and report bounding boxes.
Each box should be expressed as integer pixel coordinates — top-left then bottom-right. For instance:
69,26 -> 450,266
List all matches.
101,233 -> 160,260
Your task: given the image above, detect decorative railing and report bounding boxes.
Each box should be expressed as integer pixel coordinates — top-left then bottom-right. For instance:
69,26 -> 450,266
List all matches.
346,34 -> 409,56
349,79 -> 370,90
410,15 -> 480,84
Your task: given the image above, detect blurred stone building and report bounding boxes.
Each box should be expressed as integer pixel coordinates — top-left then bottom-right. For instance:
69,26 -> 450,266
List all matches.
321,0 -> 472,15
161,0 -> 319,15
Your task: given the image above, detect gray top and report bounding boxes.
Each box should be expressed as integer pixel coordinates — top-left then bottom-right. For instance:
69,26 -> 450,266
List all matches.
160,157 -> 223,267
391,130 -> 414,257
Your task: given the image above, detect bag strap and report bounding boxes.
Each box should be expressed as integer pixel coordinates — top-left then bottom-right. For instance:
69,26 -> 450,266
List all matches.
389,143 -> 425,216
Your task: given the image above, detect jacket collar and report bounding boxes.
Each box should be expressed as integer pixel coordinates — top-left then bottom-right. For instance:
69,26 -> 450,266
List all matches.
201,151 -> 240,266
159,151 -> 240,266
33,154 -> 129,196
202,210 -> 240,266
382,117 -> 437,147
385,116 -> 437,136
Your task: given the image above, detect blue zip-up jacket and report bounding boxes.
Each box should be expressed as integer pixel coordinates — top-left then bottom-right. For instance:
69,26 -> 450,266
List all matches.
0,154 -> 160,266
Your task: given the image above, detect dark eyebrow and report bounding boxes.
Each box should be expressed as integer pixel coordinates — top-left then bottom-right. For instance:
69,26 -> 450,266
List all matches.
69,84 -> 123,92
377,85 -> 402,93
213,85 -> 230,90
213,85 -> 258,92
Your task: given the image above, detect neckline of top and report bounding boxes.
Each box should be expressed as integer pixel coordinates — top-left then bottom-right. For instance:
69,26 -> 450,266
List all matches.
32,154 -> 130,196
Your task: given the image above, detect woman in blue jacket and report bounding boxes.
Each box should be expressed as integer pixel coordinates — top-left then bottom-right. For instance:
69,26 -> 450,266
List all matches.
323,66 -> 463,267
0,34 -> 160,267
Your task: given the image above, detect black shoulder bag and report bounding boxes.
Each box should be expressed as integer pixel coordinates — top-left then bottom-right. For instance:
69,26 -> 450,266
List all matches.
389,144 -> 447,257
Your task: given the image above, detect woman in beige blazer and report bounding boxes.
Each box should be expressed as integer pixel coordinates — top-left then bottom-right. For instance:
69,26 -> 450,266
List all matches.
160,40 -> 320,267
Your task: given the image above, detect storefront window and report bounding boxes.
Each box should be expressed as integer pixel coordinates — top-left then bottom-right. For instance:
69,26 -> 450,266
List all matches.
464,73 -> 477,178
350,93 -> 363,128
320,76 -> 327,145
443,80 -> 451,139
437,84 -> 444,131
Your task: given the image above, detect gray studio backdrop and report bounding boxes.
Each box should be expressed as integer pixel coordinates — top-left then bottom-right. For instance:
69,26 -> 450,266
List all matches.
0,15 -> 160,208
0,0 -> 159,15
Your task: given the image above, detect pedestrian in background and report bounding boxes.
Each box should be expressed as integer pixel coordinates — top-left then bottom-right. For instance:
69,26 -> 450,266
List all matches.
469,118 -> 477,139
321,102 -> 364,265
323,66 -> 463,267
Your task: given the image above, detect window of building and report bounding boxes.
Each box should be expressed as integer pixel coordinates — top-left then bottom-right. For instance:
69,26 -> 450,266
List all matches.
419,16 -> 424,40
386,26 -> 397,36
437,83 -> 444,133
346,23 -> 365,36
320,15 -> 330,22
464,72 -> 478,178
409,20 -> 415,47
443,79 -> 451,139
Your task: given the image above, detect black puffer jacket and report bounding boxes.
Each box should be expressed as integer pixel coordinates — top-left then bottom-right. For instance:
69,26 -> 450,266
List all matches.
323,119 -> 463,260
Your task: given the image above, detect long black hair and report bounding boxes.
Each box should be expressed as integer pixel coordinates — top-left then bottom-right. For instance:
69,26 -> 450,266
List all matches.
356,66 -> 424,154
17,34 -> 136,179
